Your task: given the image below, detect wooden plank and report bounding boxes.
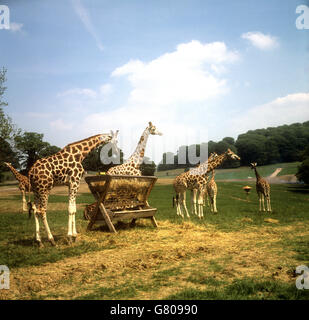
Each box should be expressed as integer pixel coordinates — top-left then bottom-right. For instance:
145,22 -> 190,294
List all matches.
99,202 -> 117,233
150,216 -> 158,228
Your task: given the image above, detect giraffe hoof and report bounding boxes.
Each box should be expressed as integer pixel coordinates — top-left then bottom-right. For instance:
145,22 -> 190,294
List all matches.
37,241 -> 44,248
50,239 -> 56,246
72,236 -> 77,243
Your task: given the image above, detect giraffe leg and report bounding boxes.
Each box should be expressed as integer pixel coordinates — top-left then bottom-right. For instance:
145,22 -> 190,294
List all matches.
267,195 -> 272,212
175,194 -> 183,217
68,185 -> 78,243
258,194 -> 262,211
22,190 -> 27,212
42,213 -> 56,246
213,194 -> 218,213
261,195 -> 266,212
181,192 -> 190,218
34,213 -> 43,247
191,189 -> 197,215
197,191 -> 204,219
32,194 -> 43,247
40,193 -> 55,246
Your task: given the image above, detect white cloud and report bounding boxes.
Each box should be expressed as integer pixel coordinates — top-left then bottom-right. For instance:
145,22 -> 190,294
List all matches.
50,119 -> 73,131
71,0 -> 104,51
230,92 -> 309,134
9,22 -> 23,32
241,31 -> 278,50
100,83 -> 113,95
57,88 -> 97,99
112,40 -> 239,106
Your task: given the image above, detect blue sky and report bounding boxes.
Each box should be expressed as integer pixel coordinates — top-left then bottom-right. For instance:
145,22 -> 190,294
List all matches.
0,0 -> 308,162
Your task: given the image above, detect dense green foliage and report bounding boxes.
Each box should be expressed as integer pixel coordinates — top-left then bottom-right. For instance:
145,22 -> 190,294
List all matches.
296,146 -> 309,184
14,131 -> 61,174
158,122 -> 309,171
83,146 -> 124,173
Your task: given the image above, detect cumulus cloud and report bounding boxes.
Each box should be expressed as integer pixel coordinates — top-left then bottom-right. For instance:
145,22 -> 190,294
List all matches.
241,31 -> 278,50
100,83 -> 113,95
111,40 -> 239,106
230,92 -> 309,134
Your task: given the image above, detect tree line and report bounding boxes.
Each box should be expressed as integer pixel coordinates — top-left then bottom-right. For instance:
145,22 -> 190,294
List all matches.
157,122 -> 309,175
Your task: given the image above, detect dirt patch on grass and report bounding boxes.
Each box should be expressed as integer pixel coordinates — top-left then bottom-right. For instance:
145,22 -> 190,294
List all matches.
1,220 -> 305,300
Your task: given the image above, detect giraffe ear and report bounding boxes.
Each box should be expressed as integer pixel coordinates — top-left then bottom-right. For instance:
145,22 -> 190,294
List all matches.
148,121 -> 153,127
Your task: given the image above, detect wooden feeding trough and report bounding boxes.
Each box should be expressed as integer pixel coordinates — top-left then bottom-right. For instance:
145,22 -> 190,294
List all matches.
84,174 -> 158,233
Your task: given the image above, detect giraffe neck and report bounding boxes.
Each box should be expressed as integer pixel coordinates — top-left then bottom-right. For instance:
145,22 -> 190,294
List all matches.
125,128 -> 150,168
211,170 -> 215,180
61,134 -> 107,162
194,153 -> 226,177
207,153 -> 228,173
6,164 -> 24,181
253,167 -> 261,181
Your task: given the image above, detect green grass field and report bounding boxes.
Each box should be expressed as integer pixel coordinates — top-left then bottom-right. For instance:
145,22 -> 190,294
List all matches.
0,177 -> 308,300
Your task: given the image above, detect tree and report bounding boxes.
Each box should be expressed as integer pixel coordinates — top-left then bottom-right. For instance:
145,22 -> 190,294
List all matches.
296,146 -> 309,184
140,157 -> 156,176
83,145 -> 124,172
14,132 -> 60,173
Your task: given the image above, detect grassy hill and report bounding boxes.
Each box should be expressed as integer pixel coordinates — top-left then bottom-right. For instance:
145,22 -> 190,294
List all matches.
155,162 -> 301,181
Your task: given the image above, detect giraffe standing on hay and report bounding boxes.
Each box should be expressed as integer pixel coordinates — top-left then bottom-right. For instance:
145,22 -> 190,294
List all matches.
4,162 -> 32,212
173,149 -> 240,219
206,169 -> 218,213
28,131 -> 119,247
250,162 -> 271,212
84,122 -> 162,219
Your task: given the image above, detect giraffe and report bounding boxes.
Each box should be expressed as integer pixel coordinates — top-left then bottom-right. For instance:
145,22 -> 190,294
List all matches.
84,122 -> 162,218
173,152 -> 218,219
4,162 -> 32,212
28,130 -> 119,247
250,162 -> 271,212
173,149 -> 240,219
107,122 -> 162,175
206,169 -> 218,213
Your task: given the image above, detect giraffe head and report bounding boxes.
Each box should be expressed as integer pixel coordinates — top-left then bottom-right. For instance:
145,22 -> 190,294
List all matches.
4,162 -> 11,166
148,122 -> 163,136
225,148 -> 241,161
250,162 -> 257,169
102,130 -> 120,154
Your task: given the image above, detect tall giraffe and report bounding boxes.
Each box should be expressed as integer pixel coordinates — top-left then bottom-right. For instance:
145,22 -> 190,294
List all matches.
173,152 -> 218,219
250,162 -> 271,212
84,122 -> 162,218
107,122 -> 162,175
4,162 -> 32,212
28,130 -> 119,247
174,149 -> 240,219
206,169 -> 218,213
